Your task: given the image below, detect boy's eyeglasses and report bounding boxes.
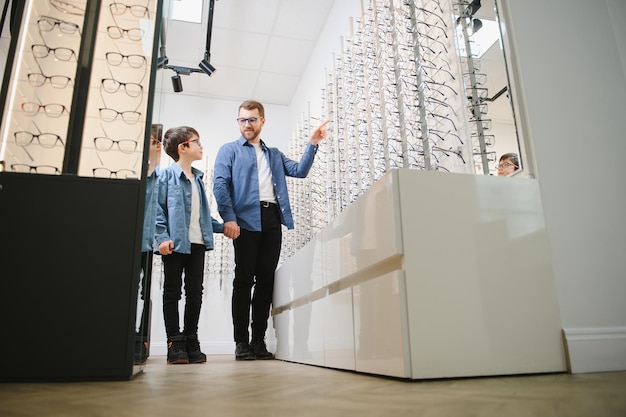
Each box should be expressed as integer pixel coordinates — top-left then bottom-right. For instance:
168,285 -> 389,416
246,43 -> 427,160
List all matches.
236,117 -> 263,125
180,138 -> 202,147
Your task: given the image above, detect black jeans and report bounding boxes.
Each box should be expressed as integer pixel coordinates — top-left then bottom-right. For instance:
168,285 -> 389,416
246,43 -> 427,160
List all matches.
162,244 -> 205,339
232,203 -> 282,343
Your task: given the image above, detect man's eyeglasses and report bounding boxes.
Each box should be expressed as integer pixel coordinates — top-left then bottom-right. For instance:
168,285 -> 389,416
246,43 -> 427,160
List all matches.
180,138 -> 202,147
236,117 -> 263,125
496,162 -> 518,169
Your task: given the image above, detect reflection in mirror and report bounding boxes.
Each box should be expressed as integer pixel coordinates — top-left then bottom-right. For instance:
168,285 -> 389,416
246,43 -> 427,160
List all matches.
456,0 -> 521,175
134,123 -> 163,368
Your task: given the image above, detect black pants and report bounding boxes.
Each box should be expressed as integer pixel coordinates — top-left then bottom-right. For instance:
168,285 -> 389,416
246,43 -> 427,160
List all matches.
137,251 -> 153,337
162,244 -> 205,339
232,203 -> 282,343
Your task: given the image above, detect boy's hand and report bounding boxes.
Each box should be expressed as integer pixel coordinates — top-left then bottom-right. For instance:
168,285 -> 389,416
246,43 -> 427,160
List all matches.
159,240 -> 174,255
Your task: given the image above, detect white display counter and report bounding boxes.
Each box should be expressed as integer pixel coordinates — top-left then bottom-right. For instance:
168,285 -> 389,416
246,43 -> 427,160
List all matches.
272,169 -> 567,379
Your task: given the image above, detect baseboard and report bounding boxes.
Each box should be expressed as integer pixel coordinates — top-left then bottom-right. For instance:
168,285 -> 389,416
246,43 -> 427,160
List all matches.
149,341 -> 277,356
563,327 -> 626,373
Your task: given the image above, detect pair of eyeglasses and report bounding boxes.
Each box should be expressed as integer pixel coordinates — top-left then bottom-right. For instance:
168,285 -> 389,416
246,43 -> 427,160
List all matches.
107,25 -> 143,41
496,162 -> 518,169
21,101 -> 68,118
14,130 -> 64,148
180,138 -> 202,147
50,0 -> 85,16
236,117 -> 263,125
37,15 -> 80,35
105,52 -> 146,68
92,167 -> 137,179
101,78 -> 143,97
94,137 -> 138,154
99,107 -> 141,124
11,163 -> 60,175
31,44 -> 76,61
27,72 -> 72,89
109,2 -> 149,17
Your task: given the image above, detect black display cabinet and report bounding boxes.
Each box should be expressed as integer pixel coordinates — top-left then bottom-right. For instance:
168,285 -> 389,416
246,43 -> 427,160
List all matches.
0,0 -> 162,381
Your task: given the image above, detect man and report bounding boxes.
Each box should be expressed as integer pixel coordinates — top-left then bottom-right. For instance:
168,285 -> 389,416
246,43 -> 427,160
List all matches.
213,100 -> 329,360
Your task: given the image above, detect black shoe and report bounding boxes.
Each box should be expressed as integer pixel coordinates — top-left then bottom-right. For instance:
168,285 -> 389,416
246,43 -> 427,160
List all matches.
186,334 -> 206,364
167,335 -> 189,364
235,342 -> 256,361
251,340 -> 274,360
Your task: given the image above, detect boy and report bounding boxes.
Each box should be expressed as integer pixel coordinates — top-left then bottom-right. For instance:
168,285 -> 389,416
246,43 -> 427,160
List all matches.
155,126 -> 225,364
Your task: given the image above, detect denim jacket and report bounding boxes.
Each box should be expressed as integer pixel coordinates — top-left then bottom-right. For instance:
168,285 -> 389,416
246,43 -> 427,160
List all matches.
155,163 -> 224,253
141,166 -> 160,252
213,136 -> 318,231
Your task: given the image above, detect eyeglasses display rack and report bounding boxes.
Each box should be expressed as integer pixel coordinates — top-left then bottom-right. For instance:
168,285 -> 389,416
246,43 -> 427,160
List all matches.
0,0 -> 163,381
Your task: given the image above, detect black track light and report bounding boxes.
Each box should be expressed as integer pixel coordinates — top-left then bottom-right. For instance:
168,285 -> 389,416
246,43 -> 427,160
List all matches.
171,73 -> 183,92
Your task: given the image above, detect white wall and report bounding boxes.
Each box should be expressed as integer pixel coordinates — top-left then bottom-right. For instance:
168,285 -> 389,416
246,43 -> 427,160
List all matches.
500,0 -> 626,372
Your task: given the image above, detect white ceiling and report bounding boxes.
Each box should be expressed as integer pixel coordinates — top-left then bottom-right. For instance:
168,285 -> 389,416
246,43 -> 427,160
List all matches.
159,0 -> 336,105
159,0 -> 511,122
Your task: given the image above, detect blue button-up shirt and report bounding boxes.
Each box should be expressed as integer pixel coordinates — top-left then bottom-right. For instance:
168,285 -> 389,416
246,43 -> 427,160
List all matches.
213,137 -> 318,231
155,163 -> 224,253
141,166 -> 160,252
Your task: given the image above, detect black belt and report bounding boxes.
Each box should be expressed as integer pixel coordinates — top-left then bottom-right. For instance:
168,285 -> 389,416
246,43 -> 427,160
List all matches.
260,201 -> 276,208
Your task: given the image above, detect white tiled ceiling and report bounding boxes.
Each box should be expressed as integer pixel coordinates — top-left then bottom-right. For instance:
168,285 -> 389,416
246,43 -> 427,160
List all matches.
160,0 -> 511,122
159,0 -> 337,105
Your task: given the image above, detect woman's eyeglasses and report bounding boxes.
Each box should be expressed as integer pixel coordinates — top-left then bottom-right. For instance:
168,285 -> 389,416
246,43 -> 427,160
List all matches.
496,162 -> 517,169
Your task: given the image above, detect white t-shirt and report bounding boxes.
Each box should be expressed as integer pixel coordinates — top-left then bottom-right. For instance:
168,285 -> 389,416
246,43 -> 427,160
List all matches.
253,142 -> 276,203
188,177 -> 204,244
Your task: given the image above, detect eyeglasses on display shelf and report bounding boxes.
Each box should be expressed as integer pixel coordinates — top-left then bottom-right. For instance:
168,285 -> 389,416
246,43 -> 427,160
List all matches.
98,107 -> 142,124
31,44 -> 78,62
37,15 -> 81,35
14,130 -> 64,148
10,163 -> 61,175
106,25 -> 144,41
92,167 -> 137,179
105,52 -> 147,68
93,136 -> 138,154
108,2 -> 150,18
27,72 -> 73,89
101,78 -> 144,97
21,101 -> 69,118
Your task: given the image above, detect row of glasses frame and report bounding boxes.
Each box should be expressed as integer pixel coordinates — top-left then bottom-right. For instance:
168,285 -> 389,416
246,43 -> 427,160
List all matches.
281,0 -> 490,257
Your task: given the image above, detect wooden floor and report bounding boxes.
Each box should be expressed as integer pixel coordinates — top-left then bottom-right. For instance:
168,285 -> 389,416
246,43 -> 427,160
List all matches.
1,355 -> 625,417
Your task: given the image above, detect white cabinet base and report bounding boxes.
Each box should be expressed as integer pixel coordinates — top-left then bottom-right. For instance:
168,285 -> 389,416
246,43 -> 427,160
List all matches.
273,169 -> 567,379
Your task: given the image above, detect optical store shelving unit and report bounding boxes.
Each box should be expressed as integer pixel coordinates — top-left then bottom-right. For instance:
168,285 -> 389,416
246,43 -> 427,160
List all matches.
0,0 -> 162,381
